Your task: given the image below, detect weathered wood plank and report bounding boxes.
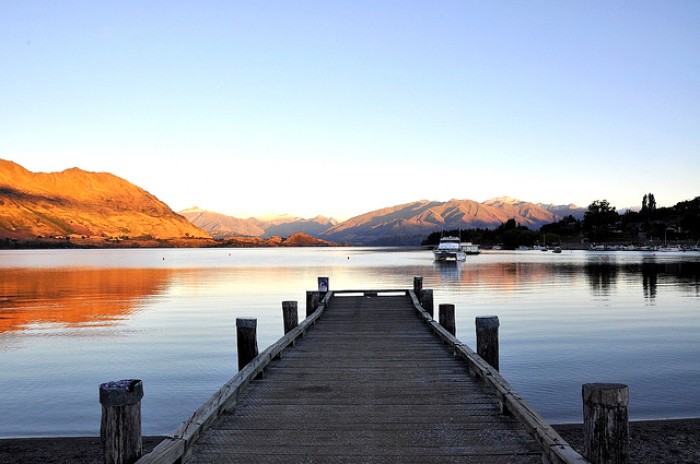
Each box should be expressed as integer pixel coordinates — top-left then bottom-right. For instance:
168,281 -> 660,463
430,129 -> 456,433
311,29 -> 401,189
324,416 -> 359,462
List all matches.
185,294 -> 554,463
139,289 -> 585,464
135,294 -> 332,464
133,438 -> 184,464
409,290 -> 587,464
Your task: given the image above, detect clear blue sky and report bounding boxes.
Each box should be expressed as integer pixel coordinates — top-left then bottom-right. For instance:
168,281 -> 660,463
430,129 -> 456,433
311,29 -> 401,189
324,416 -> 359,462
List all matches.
1,1 -> 698,220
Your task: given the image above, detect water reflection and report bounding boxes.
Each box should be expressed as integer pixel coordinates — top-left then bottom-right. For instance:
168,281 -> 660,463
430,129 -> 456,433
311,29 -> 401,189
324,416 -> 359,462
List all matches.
1,249 -> 698,437
584,257 -> 619,297
0,268 -> 173,333
583,257 -> 700,301
433,261 -> 462,282
431,253 -> 700,301
641,262 -> 658,300
435,260 -> 558,291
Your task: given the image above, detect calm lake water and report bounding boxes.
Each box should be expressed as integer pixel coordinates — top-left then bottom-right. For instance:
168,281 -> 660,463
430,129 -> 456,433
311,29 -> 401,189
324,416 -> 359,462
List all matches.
1,247 -> 699,438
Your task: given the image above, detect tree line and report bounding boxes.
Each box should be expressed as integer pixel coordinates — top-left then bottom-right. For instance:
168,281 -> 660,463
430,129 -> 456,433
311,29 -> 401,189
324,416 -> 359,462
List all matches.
422,194 -> 700,248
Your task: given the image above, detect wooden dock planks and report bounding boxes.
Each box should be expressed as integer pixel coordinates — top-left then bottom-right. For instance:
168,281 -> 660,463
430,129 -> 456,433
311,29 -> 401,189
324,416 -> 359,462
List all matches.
186,294 -> 543,463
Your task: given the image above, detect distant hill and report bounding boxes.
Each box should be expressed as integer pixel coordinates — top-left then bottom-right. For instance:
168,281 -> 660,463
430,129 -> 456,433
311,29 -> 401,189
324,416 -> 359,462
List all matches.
218,232 -> 338,247
0,159 -> 209,243
254,215 -> 338,238
321,198 -> 562,245
180,207 -> 265,238
536,202 -> 586,220
181,208 -> 338,239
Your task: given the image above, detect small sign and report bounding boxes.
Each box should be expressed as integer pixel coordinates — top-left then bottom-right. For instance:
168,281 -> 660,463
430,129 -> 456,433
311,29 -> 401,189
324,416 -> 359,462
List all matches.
318,277 -> 329,293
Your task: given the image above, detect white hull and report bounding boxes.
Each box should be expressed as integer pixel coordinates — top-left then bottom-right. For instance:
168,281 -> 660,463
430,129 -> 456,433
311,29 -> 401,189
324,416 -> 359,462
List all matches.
433,236 -> 479,261
433,250 -> 467,261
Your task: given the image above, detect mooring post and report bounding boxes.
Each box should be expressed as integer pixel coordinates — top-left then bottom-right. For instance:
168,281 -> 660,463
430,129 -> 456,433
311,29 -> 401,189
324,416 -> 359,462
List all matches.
419,288 -> 434,317
582,383 -> 630,464
438,303 -> 456,336
282,300 -> 298,334
413,276 -> 423,296
236,318 -> 258,371
306,290 -> 320,317
99,379 -> 143,464
318,276 -> 329,297
476,316 -> 500,371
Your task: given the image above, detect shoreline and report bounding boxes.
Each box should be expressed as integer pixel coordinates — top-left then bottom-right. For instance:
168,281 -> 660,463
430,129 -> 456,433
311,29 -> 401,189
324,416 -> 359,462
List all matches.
0,436 -> 166,464
555,418 -> 700,464
2,419 -> 699,464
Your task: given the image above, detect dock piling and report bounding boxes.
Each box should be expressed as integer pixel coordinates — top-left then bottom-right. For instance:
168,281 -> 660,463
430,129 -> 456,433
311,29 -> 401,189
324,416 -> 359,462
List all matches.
438,303 -> 456,336
282,301 -> 298,334
99,379 -> 143,464
413,276 -> 423,296
419,288 -> 434,317
476,316 -> 500,371
305,291 -> 320,317
583,383 -> 630,464
236,318 -> 258,371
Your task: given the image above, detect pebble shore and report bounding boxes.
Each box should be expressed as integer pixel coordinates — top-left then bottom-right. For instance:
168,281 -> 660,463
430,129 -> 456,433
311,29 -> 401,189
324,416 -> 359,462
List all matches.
1,419 -> 699,463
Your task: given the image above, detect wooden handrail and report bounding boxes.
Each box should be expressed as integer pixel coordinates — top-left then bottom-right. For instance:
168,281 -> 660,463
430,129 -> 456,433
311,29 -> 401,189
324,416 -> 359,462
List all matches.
135,292 -> 333,464
408,290 -> 588,464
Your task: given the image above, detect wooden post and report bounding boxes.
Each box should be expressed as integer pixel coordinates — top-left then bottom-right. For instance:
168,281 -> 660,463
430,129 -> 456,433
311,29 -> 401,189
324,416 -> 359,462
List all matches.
476,316 -> 500,371
413,276 -> 423,296
583,383 -> 630,464
306,290 -> 320,317
236,318 -> 258,371
419,289 -> 434,317
99,379 -> 143,464
318,276 -> 329,296
282,300 -> 298,334
438,304 -> 456,336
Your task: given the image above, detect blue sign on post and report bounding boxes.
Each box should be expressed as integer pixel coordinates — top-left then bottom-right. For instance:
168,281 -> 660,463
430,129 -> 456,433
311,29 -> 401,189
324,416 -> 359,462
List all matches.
318,277 -> 329,293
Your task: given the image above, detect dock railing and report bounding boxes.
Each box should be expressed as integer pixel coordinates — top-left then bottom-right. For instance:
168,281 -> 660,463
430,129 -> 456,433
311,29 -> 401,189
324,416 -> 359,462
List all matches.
135,292 -> 334,464
407,290 -> 587,464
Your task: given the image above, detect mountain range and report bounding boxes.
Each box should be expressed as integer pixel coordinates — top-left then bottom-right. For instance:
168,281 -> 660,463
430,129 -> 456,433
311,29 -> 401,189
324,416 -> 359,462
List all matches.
182,198 -> 585,246
179,207 -> 338,240
319,198 -> 574,245
1,159 -> 585,246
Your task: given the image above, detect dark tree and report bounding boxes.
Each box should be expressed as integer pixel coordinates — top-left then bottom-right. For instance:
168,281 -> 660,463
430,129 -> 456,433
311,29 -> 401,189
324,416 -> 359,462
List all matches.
540,215 -> 581,242
583,200 -> 619,241
648,193 -> 657,211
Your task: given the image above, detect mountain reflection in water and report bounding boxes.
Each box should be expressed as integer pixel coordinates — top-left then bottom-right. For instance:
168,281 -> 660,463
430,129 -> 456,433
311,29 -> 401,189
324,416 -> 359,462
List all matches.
0,268 -> 173,333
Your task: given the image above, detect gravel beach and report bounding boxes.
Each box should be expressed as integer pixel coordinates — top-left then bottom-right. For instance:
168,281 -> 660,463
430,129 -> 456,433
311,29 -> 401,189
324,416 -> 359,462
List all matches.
555,418 -> 700,464
1,419 -> 699,463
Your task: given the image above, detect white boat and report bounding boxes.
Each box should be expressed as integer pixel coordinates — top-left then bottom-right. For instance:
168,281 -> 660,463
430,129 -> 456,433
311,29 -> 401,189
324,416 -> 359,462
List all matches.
433,236 -> 468,261
464,243 -> 481,255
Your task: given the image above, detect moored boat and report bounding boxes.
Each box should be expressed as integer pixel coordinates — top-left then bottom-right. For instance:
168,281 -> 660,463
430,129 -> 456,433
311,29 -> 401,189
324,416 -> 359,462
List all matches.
433,236 -> 467,261
464,243 -> 481,255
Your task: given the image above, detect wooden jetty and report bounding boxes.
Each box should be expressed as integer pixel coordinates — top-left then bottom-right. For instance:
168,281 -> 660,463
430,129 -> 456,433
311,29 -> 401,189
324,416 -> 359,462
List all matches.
131,285 -> 588,464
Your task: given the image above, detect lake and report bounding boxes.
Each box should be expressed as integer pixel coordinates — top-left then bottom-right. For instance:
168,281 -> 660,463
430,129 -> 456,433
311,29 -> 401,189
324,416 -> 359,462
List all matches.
1,247 -> 699,438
